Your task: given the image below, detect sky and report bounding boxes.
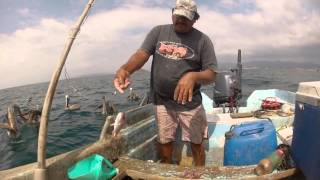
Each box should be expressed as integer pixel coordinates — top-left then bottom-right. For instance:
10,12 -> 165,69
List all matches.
0,0 -> 319,90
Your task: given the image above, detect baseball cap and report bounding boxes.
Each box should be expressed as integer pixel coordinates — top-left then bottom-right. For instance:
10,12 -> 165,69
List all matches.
172,0 -> 199,21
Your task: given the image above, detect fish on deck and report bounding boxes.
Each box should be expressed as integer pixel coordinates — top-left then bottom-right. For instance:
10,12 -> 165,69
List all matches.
112,112 -> 125,137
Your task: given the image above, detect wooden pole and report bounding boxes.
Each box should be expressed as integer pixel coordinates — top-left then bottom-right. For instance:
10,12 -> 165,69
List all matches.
34,0 -> 95,179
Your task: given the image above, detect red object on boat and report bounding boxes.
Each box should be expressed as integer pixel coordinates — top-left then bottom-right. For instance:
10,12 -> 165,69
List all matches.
261,97 -> 281,110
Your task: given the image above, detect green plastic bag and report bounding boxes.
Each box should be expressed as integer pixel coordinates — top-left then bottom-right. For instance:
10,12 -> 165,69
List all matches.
68,154 -> 118,180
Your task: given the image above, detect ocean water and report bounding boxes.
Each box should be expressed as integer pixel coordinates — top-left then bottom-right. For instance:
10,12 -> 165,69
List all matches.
0,65 -> 319,170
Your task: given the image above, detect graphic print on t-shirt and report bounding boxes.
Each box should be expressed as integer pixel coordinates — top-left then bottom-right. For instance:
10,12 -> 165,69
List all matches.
156,41 -> 195,60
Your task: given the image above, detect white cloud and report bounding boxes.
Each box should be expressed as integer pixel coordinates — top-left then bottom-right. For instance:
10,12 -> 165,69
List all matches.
0,5 -> 169,89
0,0 -> 319,89
17,8 -> 31,17
220,0 -> 238,8
197,0 -> 320,57
305,0 -> 320,11
0,19 -> 70,89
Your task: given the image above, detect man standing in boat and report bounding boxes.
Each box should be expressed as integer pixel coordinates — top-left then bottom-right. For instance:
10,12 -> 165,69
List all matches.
114,0 -> 217,166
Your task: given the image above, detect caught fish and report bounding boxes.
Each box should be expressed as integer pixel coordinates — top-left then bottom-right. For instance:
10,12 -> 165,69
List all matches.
112,112 -> 125,137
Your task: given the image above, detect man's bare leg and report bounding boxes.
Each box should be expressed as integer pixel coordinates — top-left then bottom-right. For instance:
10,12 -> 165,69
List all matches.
191,142 -> 205,166
158,142 -> 173,164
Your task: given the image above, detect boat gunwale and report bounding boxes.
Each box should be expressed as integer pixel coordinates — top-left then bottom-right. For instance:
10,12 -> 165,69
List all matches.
0,91 -> 298,179
114,156 -> 298,180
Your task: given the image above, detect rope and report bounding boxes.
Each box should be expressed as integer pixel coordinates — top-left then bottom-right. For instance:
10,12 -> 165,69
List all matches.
69,3 -> 92,40
253,109 -> 292,119
63,66 -> 85,99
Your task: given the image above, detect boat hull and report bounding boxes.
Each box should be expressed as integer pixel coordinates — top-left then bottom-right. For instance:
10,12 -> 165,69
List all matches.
0,89 -> 298,179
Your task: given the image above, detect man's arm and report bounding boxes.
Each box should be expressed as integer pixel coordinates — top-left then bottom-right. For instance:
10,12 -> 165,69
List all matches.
174,69 -> 216,104
114,49 -> 150,93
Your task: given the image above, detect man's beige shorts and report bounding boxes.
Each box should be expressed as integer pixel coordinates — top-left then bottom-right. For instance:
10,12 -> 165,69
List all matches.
155,105 -> 208,144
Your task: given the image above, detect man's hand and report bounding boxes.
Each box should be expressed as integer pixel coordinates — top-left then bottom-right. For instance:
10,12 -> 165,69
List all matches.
174,69 -> 216,105
174,72 -> 196,105
113,49 -> 150,93
114,68 -> 131,93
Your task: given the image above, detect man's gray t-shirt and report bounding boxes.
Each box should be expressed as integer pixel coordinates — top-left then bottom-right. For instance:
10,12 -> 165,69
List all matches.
140,24 -> 217,111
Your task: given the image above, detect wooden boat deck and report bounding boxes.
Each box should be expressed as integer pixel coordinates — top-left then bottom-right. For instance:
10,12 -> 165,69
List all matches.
113,156 -> 298,180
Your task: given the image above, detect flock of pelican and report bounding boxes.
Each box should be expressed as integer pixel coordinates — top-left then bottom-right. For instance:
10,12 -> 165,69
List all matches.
0,104 -> 41,137
0,88 -> 148,138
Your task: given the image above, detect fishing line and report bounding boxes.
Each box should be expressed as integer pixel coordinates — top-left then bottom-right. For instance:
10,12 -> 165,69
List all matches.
62,3 -> 93,100
63,66 -> 84,99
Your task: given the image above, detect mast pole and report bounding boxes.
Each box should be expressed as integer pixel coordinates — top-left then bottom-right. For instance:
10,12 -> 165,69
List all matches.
34,0 -> 95,179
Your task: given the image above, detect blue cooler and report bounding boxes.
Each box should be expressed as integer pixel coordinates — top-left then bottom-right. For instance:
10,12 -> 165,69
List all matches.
292,81 -> 320,180
224,120 -> 277,166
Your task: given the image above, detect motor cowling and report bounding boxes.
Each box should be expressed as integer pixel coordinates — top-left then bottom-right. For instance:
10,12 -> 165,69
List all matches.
213,72 -> 239,105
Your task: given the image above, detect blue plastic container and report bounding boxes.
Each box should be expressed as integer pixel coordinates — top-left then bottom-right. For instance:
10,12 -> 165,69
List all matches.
292,81 -> 320,180
224,120 -> 277,166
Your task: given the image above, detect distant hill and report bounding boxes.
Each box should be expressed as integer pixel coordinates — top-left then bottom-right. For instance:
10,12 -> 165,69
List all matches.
218,60 -> 320,70
244,61 -> 320,69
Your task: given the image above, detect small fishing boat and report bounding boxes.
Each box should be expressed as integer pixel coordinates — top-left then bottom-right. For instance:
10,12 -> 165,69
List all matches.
0,88 -> 301,179
0,43 -> 301,179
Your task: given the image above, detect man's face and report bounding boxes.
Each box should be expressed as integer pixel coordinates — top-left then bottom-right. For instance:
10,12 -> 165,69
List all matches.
172,15 -> 195,33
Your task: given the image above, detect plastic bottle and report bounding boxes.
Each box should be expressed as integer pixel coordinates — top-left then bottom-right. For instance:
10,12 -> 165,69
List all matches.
254,149 -> 285,175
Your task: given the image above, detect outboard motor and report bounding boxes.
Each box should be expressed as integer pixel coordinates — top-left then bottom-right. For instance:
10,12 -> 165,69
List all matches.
213,49 -> 242,113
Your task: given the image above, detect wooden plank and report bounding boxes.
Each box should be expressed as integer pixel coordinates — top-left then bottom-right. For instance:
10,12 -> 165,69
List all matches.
230,112 -> 253,118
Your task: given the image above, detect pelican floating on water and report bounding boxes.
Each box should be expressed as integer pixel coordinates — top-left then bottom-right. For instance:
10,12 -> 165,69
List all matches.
100,96 -> 117,115
127,88 -> 140,101
0,104 -> 41,137
1,105 -> 19,137
23,109 -> 42,123
65,95 -> 81,111
139,92 -> 151,106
